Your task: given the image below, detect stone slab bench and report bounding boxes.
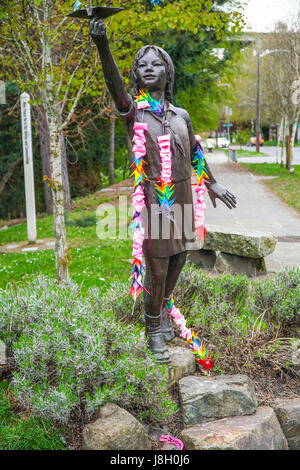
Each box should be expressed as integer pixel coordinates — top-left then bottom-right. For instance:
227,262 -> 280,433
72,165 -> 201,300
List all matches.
188,224 -> 277,276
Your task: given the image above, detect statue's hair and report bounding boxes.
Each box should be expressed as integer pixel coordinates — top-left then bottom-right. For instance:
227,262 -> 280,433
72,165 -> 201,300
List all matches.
132,45 -> 175,103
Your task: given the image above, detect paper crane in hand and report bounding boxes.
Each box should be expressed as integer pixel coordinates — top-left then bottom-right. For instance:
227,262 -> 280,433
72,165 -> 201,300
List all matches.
68,1 -> 124,19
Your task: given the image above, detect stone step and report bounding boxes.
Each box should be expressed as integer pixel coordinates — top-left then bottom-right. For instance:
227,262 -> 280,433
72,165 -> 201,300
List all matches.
82,403 -> 151,450
272,398 -> 300,450
181,407 -> 288,450
179,374 -> 258,426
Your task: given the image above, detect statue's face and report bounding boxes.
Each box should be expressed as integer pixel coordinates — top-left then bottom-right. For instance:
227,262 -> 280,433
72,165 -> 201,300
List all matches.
136,49 -> 167,93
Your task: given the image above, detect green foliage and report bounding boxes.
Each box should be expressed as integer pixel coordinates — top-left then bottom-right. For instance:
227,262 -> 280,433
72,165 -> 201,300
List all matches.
175,267 -> 250,331
175,266 -> 299,330
234,129 -> 251,148
154,26 -> 242,131
0,381 -> 66,450
0,276 -> 176,424
249,268 -> 300,323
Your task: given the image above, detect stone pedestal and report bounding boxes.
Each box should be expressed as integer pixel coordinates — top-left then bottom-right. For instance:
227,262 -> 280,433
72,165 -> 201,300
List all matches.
187,249 -> 216,269
215,252 -> 267,276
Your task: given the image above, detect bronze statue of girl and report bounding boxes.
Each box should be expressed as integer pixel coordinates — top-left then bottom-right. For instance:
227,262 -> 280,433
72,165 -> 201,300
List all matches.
90,19 -> 236,363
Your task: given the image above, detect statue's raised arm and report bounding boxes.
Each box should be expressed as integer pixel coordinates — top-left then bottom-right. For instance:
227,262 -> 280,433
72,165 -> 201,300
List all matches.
90,19 -> 131,114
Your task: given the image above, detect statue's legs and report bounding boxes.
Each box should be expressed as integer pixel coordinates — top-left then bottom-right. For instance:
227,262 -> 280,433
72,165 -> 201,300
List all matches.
161,251 -> 187,342
143,251 -> 187,362
143,254 -> 170,363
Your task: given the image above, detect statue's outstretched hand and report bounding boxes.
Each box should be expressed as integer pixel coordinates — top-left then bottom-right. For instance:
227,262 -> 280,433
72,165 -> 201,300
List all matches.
89,18 -> 107,41
207,182 -> 236,209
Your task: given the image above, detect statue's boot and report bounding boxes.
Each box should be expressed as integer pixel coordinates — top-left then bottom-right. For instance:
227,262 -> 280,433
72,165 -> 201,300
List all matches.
161,297 -> 175,342
145,312 -> 170,364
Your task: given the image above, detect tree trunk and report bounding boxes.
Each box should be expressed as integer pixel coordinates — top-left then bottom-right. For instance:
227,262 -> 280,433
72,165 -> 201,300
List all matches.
289,110 -> 299,175
60,131 -> 71,209
280,115 -> 286,167
37,106 -> 71,213
286,122 -> 292,171
48,119 -> 70,283
276,118 -> 283,165
108,109 -> 116,185
0,157 -> 22,198
37,106 -> 53,213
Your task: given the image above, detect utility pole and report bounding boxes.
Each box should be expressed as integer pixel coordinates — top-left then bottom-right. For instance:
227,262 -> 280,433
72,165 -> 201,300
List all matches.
256,38 -> 261,153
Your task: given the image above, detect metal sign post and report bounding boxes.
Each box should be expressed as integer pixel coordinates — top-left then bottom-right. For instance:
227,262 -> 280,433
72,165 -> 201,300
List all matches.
20,92 -> 37,243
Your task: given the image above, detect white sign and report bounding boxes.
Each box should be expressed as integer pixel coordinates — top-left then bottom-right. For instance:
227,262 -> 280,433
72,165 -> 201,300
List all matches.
20,92 -> 37,243
0,80 -> 5,104
225,106 -> 232,116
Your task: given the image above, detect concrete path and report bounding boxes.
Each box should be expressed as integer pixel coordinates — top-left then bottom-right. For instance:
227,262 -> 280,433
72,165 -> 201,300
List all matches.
230,145 -> 300,165
203,151 -> 300,272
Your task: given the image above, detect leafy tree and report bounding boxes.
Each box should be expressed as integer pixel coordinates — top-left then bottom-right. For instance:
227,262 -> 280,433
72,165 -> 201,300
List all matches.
0,0 -> 243,282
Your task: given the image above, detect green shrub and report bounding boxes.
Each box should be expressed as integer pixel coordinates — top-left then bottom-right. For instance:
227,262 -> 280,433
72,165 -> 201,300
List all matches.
249,268 -> 300,323
175,266 -> 249,316
0,277 -> 176,425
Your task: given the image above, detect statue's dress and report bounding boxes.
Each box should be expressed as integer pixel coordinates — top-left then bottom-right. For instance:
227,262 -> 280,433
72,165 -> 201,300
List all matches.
120,97 -> 197,259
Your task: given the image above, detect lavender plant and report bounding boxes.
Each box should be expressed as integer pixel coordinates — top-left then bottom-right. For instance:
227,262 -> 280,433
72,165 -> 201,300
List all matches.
0,277 -> 176,424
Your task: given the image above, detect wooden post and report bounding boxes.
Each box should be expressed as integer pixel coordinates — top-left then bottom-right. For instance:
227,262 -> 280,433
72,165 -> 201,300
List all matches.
20,92 -> 37,243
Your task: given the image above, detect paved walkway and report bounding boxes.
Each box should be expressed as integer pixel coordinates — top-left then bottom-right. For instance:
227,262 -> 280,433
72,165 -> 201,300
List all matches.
203,151 -> 300,272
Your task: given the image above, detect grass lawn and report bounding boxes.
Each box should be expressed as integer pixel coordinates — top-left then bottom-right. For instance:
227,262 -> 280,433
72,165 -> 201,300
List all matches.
242,163 -> 300,214
225,149 -> 267,158
0,380 -> 66,450
0,186 -> 134,291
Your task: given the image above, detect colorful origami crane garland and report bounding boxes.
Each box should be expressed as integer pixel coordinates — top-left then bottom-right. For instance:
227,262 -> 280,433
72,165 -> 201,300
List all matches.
167,294 -> 214,371
136,90 -> 176,220
128,122 -> 150,301
155,135 -> 176,220
192,136 -> 209,243
136,90 -> 163,114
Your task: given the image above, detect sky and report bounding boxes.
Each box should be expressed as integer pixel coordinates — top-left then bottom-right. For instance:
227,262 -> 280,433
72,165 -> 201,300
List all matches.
242,0 -> 300,32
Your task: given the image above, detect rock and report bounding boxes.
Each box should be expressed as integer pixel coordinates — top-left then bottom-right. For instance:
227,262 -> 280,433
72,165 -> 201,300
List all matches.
179,374 -> 258,426
165,346 -> 196,390
82,403 -> 151,450
272,398 -> 300,450
181,407 -> 288,450
161,443 -> 179,450
215,252 -> 266,276
0,340 -> 6,365
144,425 -> 169,442
187,249 -> 216,269
203,224 -> 276,258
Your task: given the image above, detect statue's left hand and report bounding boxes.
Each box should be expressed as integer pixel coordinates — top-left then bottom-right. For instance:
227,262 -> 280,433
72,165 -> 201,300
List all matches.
207,182 -> 236,209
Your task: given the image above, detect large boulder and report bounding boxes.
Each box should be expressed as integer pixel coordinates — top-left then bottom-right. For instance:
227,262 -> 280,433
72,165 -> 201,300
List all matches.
203,224 -> 276,258
82,403 -> 152,450
179,375 -> 258,426
272,398 -> 300,450
181,407 -> 288,450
